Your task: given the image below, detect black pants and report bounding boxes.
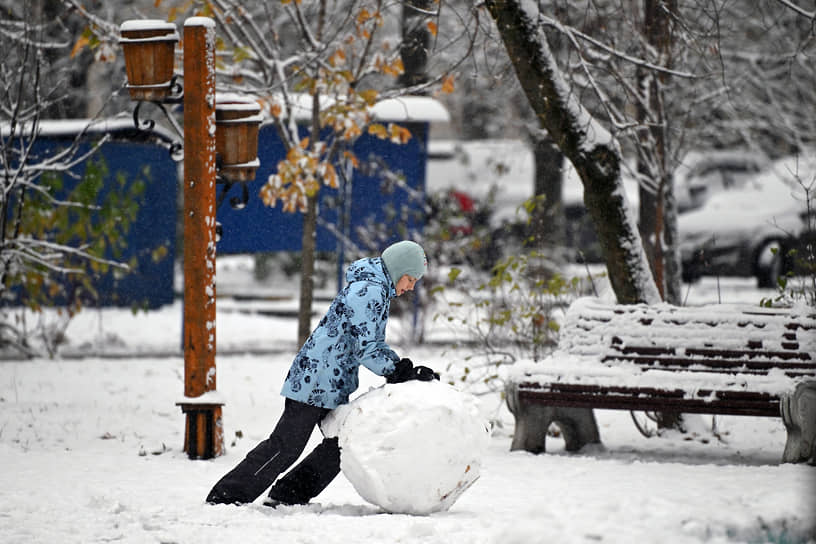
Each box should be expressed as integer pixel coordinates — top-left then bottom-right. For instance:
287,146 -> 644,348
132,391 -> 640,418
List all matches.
206,398 -> 341,505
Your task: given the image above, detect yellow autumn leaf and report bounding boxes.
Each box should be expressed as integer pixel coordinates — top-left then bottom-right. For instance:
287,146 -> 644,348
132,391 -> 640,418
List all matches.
359,89 -> 379,106
357,8 -> 372,24
344,123 -> 362,141
389,124 -> 412,144
70,36 -> 89,59
324,163 -> 338,188
441,74 -> 455,94
368,123 -> 388,139
234,45 -> 251,63
343,151 -> 360,168
299,137 -> 310,150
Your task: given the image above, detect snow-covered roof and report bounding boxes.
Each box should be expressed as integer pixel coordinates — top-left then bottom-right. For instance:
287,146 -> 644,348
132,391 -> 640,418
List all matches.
264,93 -> 449,123
370,96 -> 450,122
0,116 -> 177,144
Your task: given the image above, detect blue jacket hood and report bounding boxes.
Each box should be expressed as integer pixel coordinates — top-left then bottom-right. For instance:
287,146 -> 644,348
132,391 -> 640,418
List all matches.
345,257 -> 397,298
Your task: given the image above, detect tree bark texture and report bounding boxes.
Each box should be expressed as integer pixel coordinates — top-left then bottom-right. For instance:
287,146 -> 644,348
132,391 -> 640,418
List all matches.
298,194 -> 317,346
531,134 -> 565,251
399,0 -> 432,88
484,0 -> 660,304
297,2 -> 325,347
636,0 -> 682,305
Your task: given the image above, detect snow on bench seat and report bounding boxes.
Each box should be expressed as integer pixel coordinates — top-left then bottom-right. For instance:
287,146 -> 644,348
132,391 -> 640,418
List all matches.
506,297 -> 816,463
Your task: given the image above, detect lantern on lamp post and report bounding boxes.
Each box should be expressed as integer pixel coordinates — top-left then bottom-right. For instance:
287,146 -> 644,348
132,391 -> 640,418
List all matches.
119,17 -> 261,460
119,20 -> 178,102
215,94 -> 262,209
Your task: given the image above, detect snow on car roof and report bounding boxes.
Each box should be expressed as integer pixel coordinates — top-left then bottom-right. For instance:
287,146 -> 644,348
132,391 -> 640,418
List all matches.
426,139 -> 639,226
678,153 -> 816,236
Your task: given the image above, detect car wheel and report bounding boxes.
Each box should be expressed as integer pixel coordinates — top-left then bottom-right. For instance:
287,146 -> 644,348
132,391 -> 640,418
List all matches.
755,240 -> 783,288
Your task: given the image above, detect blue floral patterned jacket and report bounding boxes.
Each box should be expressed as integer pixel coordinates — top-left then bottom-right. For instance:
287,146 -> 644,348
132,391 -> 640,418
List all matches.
280,257 -> 400,409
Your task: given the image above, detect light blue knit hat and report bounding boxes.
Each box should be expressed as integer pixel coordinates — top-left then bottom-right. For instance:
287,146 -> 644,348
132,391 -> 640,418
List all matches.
381,241 -> 427,281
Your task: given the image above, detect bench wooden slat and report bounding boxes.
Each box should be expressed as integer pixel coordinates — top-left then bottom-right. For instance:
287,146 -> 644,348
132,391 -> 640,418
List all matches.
517,383 -> 780,417
601,354 -> 816,375
682,347 -> 812,361
519,381 -> 779,400
517,389 -> 779,417
608,343 -> 812,362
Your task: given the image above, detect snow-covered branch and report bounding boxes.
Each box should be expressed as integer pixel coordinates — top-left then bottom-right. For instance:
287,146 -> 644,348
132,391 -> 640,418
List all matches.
774,0 -> 816,19
538,14 -> 695,80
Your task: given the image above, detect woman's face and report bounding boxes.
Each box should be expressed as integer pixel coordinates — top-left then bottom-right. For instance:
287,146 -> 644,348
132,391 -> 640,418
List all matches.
395,275 -> 418,296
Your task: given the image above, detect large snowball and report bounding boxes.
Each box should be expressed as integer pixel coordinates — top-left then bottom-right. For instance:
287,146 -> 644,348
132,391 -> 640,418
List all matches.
322,381 -> 490,515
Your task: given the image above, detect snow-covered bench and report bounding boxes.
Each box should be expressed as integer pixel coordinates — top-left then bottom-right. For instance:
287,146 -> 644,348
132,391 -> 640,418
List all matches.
506,297 -> 816,464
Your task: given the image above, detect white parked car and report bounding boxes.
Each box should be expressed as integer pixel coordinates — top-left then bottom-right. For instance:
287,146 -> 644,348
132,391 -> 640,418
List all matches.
679,154 -> 816,287
675,150 -> 769,213
426,139 -> 640,264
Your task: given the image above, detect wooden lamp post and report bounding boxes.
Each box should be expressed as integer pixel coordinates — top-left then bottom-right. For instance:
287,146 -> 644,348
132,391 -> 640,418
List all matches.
120,17 -> 260,459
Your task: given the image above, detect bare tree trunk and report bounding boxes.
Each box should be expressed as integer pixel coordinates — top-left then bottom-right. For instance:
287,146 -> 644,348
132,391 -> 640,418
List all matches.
638,0 -> 683,429
296,1 -> 326,346
298,195 -> 317,345
530,133 -> 565,252
485,0 -> 660,304
636,0 -> 676,303
398,0 -> 432,88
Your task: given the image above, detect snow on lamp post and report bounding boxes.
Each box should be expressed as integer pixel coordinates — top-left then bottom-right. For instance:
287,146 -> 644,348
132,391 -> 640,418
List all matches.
119,17 -> 260,459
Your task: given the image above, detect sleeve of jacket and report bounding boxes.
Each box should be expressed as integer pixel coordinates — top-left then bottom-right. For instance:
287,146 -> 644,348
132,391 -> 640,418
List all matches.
346,282 -> 399,376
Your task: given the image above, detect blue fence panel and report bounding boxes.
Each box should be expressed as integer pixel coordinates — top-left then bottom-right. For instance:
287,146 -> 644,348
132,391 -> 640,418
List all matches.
214,121 -> 429,254
16,123 -> 177,309
10,97 -> 442,308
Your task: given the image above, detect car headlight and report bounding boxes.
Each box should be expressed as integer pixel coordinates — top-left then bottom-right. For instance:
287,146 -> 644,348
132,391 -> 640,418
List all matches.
679,232 -> 714,257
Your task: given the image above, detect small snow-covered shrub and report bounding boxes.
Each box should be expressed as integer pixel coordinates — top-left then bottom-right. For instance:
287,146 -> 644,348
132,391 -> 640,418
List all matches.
430,250 -> 596,394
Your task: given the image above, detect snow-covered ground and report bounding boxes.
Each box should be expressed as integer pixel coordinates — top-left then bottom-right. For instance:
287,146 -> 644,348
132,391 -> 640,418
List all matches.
1,261 -> 815,543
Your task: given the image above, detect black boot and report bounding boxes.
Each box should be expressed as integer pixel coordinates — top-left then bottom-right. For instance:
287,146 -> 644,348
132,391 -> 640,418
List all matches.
206,399 -> 330,505
265,437 -> 341,506
206,436 -> 291,505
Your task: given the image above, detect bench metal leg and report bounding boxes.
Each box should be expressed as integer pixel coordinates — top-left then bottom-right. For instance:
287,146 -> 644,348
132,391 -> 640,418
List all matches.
781,381 -> 816,465
506,382 -> 601,454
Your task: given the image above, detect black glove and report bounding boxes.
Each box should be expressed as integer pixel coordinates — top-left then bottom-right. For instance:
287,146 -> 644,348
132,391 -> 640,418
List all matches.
414,365 -> 440,381
386,358 -> 416,384
386,358 -> 440,384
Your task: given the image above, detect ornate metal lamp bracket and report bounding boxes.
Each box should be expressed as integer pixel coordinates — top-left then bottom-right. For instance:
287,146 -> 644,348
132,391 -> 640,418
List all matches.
131,75 -> 184,161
